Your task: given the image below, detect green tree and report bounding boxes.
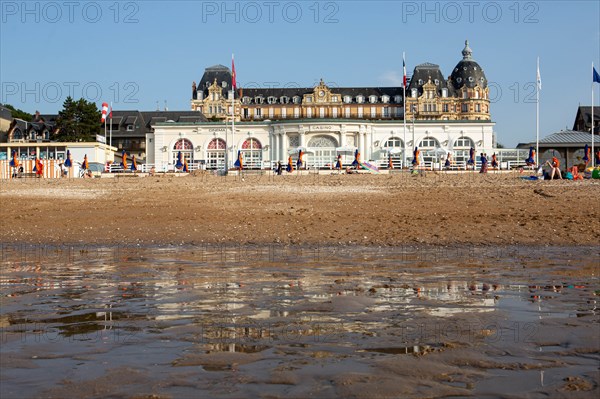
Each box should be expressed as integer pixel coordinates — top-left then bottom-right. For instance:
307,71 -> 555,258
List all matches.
54,97 -> 101,142
1,103 -> 32,121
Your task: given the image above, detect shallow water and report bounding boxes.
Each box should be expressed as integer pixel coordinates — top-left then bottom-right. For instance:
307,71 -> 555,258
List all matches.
1,244 -> 598,398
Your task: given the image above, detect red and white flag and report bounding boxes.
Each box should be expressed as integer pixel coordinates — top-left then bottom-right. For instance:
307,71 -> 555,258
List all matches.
101,102 -> 109,122
109,104 -> 113,120
403,53 -> 407,88
231,54 -> 237,90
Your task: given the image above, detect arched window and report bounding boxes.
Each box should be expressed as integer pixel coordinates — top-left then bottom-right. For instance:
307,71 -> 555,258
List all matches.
307,135 -> 339,168
419,137 -> 439,148
173,138 -> 194,167
206,138 -> 226,169
384,137 -> 404,148
453,137 -> 474,148
241,138 -> 262,169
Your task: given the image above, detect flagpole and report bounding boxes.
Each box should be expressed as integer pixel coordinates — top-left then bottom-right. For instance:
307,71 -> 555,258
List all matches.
592,62 -> 595,166
536,57 -> 540,166
231,54 -> 235,174
109,102 -> 113,148
403,51 -> 407,168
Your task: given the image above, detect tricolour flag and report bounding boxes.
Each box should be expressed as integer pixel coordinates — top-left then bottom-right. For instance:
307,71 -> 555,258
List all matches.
536,58 -> 541,91
594,66 -> 600,84
403,53 -> 407,88
232,54 -> 237,90
101,102 -> 109,122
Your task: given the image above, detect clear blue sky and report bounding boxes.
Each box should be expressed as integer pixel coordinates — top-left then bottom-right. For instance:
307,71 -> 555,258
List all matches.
1,0 -> 599,147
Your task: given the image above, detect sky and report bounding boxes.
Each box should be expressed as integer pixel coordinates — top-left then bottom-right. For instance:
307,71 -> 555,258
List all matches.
1,0 -> 599,147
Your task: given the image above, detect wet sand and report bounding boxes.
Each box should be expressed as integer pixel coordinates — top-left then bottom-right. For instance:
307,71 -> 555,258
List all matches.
0,172 -> 598,246
0,245 -> 598,398
1,173 -> 599,398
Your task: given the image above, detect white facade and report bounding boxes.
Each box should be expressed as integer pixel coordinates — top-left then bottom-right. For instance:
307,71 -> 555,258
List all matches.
147,119 -> 495,170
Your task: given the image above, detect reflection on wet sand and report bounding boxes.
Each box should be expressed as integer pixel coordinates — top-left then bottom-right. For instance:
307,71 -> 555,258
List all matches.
0,245 -> 598,398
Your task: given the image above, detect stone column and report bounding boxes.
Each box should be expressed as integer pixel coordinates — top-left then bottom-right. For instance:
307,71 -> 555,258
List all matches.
358,132 -> 363,158
272,130 -> 278,162
281,132 -> 287,161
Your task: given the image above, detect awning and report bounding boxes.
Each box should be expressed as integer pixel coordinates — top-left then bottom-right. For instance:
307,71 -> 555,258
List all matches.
336,146 -> 357,153
288,146 -> 314,155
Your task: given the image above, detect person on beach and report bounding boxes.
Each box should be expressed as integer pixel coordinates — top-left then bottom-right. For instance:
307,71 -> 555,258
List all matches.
491,153 -> 498,170
444,153 -> 452,169
479,153 -> 488,173
546,156 -> 562,180
276,161 -> 282,175
59,162 -> 67,178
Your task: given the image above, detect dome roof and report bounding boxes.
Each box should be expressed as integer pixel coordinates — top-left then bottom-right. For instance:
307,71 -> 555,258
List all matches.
450,40 -> 487,90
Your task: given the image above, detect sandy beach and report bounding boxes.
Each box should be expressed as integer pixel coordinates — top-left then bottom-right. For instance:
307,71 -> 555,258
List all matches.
1,172 -> 599,398
0,172 -> 598,246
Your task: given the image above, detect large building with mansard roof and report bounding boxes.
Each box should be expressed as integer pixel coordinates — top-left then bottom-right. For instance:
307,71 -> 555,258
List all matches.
147,41 -> 495,170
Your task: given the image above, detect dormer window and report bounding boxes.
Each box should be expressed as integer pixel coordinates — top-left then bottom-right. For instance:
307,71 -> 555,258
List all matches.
222,81 -> 228,88
369,95 -> 377,104
292,96 -> 301,104
280,96 -> 289,104
331,95 -> 338,102
267,96 -> 277,104
127,125 -> 134,131
468,76 -> 474,83
206,82 -> 210,88
242,96 -> 251,105
411,88 -> 417,98
434,79 -> 439,85
456,77 -> 462,83
418,79 -> 423,85
441,88 -> 448,98
356,95 -> 364,104
305,96 -> 313,103
394,95 -> 402,103
382,95 -> 389,103
344,95 -> 352,103
255,96 -> 264,104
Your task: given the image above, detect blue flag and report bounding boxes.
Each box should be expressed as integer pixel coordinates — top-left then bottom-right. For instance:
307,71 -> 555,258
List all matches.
594,66 -> 600,84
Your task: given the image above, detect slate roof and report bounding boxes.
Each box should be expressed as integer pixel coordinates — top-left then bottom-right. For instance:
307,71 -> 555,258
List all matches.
407,63 -> 452,97
449,40 -> 488,90
104,110 -> 207,136
0,105 -> 12,120
238,87 -> 404,105
537,130 -> 600,145
572,106 -> 600,134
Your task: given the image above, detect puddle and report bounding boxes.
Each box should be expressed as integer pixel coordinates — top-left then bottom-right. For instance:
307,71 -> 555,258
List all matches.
1,244 -> 598,398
